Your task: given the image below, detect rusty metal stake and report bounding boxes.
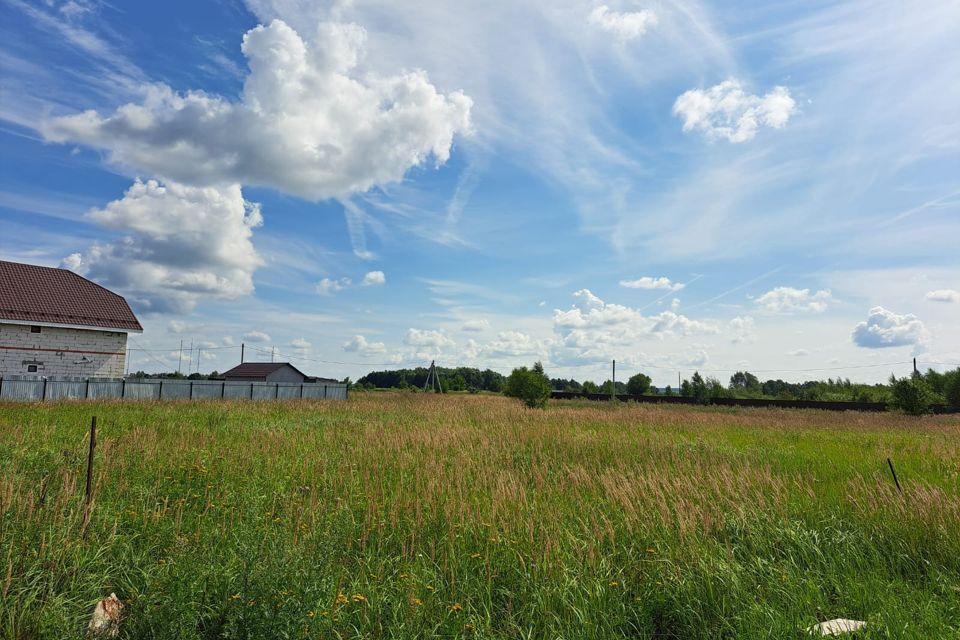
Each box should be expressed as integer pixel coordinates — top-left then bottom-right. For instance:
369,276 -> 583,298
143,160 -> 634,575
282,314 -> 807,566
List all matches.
887,457 -> 902,493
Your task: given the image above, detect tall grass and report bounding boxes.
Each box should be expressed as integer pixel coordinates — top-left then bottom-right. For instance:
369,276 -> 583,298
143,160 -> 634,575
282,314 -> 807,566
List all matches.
1,394 -> 958,638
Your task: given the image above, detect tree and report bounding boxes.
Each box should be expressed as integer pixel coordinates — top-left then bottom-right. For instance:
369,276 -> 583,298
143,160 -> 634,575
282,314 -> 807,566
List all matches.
626,372 -> 652,396
582,381 -> 599,394
889,373 -> 934,415
729,371 -> 760,393
942,369 -> 960,411
504,365 -> 552,409
688,372 -> 710,404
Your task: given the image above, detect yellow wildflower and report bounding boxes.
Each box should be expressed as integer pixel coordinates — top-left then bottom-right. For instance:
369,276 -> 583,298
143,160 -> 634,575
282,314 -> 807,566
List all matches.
608,581 -> 619,587
470,553 -> 482,559
646,548 -> 656,554
307,611 -> 315,618
335,593 -> 349,605
450,603 -> 463,612
426,585 -> 435,592
411,598 -> 423,606
464,623 -> 475,633
352,593 -> 366,602
230,593 -> 241,601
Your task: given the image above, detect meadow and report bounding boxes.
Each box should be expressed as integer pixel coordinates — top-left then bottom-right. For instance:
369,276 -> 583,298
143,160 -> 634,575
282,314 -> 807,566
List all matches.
1,394 -> 958,639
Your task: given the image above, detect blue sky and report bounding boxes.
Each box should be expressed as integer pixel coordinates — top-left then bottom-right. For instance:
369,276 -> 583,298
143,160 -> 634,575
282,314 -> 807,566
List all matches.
1,0 -> 958,385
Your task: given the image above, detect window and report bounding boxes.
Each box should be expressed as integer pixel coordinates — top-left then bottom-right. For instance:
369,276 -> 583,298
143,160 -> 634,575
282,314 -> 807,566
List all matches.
30,326 -> 41,333
27,365 -> 37,373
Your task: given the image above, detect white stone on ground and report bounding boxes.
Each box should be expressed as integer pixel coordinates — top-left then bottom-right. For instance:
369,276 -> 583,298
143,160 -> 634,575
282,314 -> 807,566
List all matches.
808,618 -> 867,636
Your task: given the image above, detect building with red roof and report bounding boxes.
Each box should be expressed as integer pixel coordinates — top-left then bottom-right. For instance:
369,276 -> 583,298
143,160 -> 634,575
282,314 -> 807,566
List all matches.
0,260 -> 142,378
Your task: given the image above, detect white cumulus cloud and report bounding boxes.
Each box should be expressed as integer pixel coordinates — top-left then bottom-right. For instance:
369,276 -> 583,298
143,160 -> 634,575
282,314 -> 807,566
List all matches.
361,270 -> 385,286
852,306 -> 929,353
316,277 -> 352,295
619,276 -> 684,291
673,79 -> 796,143
461,319 -> 490,332
62,179 -> 263,314
926,289 -> 959,303
243,330 -> 271,343
728,315 -> 755,344
342,335 -> 386,355
588,5 -> 657,41
42,19 -> 473,200
755,287 -> 832,313
552,289 -> 716,365
404,328 -> 455,349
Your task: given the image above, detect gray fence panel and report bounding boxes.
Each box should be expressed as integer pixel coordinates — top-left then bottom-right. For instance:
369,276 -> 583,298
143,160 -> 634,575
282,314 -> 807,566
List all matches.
159,381 -> 191,400
223,382 -> 252,400
89,381 -> 124,399
124,381 -> 160,400
190,381 -> 223,400
1,378 -> 43,401
277,384 -> 301,400
0,377 -> 347,402
46,379 -> 87,400
251,383 -> 276,400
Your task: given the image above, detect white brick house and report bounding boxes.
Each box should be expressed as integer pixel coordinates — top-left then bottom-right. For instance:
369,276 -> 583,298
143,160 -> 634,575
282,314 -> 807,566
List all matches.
0,260 -> 142,378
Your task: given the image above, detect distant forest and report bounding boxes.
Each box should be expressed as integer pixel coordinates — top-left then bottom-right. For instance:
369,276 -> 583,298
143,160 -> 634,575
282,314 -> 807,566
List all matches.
355,365 -> 960,408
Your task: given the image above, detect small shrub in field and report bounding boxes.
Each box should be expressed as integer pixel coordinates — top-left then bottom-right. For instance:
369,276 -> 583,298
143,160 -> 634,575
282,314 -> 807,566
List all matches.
504,365 -> 551,408
889,374 -> 935,415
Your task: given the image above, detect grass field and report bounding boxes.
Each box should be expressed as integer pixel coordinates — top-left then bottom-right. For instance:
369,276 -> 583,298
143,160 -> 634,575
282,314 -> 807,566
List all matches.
1,394 -> 959,639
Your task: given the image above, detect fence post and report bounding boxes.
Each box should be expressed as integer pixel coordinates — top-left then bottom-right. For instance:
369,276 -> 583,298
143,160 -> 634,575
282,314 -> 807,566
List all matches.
86,378 -> 90,399
221,381 -> 226,399
300,383 -> 304,399
189,380 -> 194,400
121,378 -> 126,399
82,415 -> 97,536
323,385 -> 327,399
275,382 -> 280,399
159,380 -> 163,400
250,383 -> 254,400
0,376 -> 3,399
42,377 -> 47,402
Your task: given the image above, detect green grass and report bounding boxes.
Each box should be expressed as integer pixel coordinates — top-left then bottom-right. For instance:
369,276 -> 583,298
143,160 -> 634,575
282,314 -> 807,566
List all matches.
1,394 -> 958,638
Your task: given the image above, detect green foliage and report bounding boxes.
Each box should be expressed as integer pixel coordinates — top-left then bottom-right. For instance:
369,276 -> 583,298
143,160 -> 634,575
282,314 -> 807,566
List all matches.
2,399 -> 959,638
581,380 -> 599,394
686,372 -> 711,404
358,367 -> 505,393
889,373 -> 935,415
626,373 -> 652,396
729,371 -> 760,394
504,364 -> 552,408
944,370 -> 960,411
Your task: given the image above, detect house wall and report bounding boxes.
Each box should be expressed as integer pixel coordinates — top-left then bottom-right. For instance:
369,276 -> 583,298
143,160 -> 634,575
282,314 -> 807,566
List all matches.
0,322 -> 128,377
265,366 -> 306,383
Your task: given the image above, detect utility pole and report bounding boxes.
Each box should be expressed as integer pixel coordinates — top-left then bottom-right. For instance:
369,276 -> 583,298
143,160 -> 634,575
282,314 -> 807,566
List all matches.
241,343 -> 245,363
913,358 -> 918,376
196,346 -> 202,374
678,372 -> 681,394
271,346 -> 276,363
177,340 -> 183,374
611,359 -> 616,401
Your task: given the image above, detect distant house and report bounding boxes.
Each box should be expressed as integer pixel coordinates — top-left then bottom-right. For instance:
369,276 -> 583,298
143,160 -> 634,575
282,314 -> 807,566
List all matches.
0,260 -> 142,378
221,362 -> 312,383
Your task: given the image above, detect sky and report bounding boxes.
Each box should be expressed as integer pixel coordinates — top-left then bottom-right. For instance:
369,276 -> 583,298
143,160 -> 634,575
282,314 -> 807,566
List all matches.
1,0 -> 958,387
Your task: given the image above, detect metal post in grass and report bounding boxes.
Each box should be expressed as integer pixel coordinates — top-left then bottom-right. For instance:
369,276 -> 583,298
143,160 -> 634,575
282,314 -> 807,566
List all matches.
887,458 -> 903,493
83,416 -> 97,536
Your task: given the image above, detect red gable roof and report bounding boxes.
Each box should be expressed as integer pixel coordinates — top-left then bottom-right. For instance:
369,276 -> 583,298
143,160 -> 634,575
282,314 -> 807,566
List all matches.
221,362 -> 308,379
0,260 -> 142,332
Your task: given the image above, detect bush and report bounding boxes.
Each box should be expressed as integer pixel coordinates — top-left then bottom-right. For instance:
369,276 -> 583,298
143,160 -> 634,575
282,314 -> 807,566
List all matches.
504,365 -> 552,409
889,374 -> 935,415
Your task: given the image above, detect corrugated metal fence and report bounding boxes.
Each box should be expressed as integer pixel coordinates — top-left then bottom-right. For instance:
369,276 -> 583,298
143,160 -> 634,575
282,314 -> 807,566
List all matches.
0,376 -> 348,402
